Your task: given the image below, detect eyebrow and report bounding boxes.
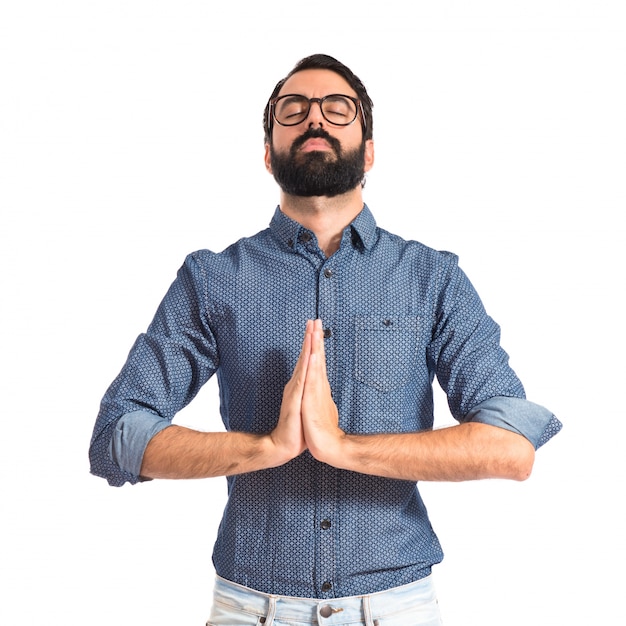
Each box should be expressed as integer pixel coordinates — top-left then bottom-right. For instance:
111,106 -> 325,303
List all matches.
277,95 -> 306,104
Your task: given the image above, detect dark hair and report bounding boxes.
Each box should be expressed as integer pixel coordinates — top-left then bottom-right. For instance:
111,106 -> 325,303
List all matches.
263,53 -> 374,144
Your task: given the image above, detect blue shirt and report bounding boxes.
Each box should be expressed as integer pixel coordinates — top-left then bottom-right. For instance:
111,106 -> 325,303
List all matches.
89,205 -> 561,598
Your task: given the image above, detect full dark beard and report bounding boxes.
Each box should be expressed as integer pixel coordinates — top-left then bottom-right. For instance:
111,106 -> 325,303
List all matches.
270,129 -> 366,197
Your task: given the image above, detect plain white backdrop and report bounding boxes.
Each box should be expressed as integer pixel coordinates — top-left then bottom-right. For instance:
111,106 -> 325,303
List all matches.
1,1 -> 624,624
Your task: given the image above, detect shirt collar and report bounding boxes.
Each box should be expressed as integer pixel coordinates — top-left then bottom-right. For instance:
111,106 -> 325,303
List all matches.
269,204 -> 377,252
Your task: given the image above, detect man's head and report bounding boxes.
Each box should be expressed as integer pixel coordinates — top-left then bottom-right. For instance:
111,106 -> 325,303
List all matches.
263,54 -> 375,198
263,54 -> 374,144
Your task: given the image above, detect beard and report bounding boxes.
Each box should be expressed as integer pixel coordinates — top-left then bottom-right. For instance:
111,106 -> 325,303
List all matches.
269,128 -> 366,198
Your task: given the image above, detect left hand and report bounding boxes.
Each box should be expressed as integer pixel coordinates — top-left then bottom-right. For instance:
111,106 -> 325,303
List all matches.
301,319 -> 345,464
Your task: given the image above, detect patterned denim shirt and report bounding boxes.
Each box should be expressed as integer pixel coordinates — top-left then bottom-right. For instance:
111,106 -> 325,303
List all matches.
89,204 -> 561,598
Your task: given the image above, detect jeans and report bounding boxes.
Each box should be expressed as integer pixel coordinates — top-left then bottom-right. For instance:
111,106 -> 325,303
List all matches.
206,575 -> 443,626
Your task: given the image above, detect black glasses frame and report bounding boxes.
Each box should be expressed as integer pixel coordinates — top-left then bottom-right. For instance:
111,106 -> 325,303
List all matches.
269,93 -> 366,132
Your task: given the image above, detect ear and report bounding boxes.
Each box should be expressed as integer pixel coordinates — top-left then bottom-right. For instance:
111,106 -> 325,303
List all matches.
264,143 -> 273,174
363,139 -> 375,173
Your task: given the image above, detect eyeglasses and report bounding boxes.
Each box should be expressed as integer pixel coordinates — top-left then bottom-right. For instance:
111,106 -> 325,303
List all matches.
270,94 -> 365,129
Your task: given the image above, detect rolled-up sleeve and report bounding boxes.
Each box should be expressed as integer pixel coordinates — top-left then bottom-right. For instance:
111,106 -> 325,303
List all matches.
109,410 -> 173,477
465,395 -> 562,449
430,255 -> 562,450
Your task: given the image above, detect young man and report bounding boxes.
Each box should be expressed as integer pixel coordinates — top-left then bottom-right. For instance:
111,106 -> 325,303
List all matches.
90,54 -> 561,625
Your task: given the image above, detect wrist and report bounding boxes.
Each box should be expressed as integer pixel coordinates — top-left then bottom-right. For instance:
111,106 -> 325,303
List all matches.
266,431 -> 304,468
307,427 -> 348,468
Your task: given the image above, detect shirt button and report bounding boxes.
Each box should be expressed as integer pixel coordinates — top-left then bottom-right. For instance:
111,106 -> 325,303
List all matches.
323,268 -> 333,278
301,232 -> 312,242
321,581 -> 332,592
323,328 -> 332,338
320,519 -> 331,530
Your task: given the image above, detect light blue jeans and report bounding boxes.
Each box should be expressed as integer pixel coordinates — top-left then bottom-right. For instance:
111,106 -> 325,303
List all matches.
206,575 -> 443,626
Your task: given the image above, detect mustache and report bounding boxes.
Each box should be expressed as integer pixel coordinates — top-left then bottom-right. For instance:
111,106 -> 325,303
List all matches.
290,128 -> 342,155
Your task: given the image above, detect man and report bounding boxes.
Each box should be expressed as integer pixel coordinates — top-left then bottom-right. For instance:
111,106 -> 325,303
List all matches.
90,54 -> 561,625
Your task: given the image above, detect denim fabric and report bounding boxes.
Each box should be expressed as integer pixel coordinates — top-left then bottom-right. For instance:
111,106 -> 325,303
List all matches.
207,575 -> 443,626
90,204 -> 561,598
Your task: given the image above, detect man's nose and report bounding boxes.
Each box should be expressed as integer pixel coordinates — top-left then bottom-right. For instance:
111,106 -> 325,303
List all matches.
306,100 -> 325,127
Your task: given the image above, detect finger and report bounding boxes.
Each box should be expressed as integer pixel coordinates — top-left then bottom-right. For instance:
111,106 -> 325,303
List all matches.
308,318 -> 327,375
288,320 -> 313,388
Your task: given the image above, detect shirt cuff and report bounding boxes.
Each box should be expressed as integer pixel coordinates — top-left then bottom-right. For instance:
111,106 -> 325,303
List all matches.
465,396 -> 562,449
108,410 -> 172,477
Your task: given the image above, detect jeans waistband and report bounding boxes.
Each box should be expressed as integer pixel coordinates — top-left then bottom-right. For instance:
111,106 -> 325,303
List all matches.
211,574 -> 438,624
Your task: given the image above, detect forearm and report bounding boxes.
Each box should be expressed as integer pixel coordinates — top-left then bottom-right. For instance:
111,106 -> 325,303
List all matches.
138,324 -> 314,480
316,422 -> 535,482
139,425 -> 288,479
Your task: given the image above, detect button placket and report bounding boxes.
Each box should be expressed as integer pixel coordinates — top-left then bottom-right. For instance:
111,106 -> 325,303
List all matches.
316,256 -> 338,600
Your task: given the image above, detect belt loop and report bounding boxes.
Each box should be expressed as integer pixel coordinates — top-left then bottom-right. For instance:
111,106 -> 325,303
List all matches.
362,595 -> 376,626
262,595 -> 277,626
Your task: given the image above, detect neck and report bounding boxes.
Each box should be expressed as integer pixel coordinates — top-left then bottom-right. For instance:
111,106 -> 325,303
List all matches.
279,187 -> 364,257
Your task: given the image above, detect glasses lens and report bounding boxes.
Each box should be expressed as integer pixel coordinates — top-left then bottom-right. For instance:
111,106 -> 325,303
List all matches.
274,96 -> 310,126
321,96 -> 357,125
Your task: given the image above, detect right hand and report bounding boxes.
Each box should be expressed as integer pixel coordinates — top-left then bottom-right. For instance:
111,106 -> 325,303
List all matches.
269,320 -> 313,463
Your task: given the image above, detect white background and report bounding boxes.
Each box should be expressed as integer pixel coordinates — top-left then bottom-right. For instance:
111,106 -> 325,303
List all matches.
1,1 -> 624,624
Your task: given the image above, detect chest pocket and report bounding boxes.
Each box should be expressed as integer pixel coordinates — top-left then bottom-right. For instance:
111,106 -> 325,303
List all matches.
354,315 -> 420,392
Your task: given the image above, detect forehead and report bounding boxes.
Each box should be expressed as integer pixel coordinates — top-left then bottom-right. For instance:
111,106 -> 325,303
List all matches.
278,68 -> 356,98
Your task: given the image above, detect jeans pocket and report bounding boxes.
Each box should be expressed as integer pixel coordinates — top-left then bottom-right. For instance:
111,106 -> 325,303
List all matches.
207,602 -> 268,626
374,600 -> 443,626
